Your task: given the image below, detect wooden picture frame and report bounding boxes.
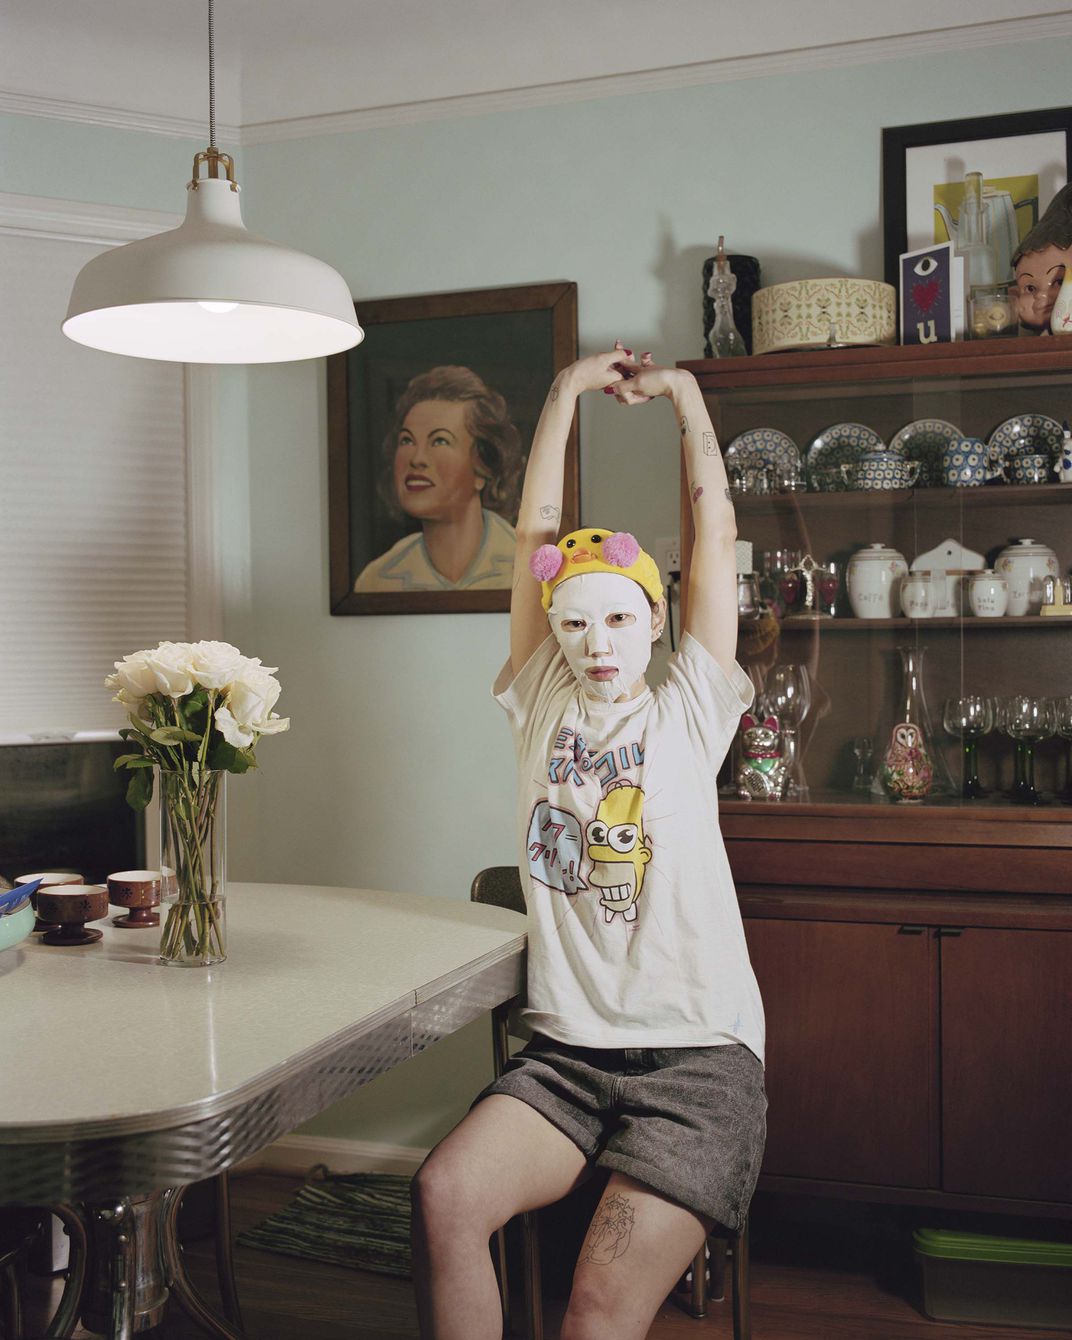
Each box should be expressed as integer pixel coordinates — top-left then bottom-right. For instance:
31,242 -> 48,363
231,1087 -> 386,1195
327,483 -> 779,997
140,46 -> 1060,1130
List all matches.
328,281 -> 579,615
882,107 -> 1072,287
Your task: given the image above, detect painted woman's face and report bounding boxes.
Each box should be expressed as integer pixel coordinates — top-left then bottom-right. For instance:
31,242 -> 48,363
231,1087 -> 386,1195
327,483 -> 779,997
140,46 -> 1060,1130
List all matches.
392,399 -> 484,522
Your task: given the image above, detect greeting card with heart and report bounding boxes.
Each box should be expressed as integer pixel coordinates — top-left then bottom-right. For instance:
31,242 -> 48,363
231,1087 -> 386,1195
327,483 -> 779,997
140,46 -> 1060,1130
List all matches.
899,241 -> 964,345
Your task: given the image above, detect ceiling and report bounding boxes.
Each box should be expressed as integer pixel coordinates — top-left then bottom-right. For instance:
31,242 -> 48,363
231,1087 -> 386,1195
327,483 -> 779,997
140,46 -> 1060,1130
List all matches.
4,0 -> 1071,138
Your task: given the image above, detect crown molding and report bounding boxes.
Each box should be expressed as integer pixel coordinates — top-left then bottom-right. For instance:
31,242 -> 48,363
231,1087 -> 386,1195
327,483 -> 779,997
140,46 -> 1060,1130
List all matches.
0,192 -> 181,245
2,14 -> 1070,147
0,90 -> 240,145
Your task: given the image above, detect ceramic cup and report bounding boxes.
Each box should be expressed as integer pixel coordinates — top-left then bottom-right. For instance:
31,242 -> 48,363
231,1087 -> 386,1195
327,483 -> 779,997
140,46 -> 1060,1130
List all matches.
1007,453 -> 1050,485
15,871 -> 83,932
36,885 -> 109,946
107,869 -> 162,928
942,438 -> 992,487
847,542 -> 909,618
840,451 -> 920,491
968,569 -> 1009,617
900,571 -> 934,618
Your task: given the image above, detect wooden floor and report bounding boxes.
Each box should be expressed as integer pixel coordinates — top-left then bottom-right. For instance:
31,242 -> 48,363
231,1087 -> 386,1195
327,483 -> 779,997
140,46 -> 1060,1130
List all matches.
17,1173 -> 1072,1339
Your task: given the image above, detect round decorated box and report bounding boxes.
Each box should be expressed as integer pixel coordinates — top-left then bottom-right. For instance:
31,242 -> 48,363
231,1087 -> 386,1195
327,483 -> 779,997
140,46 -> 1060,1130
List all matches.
752,278 -> 896,355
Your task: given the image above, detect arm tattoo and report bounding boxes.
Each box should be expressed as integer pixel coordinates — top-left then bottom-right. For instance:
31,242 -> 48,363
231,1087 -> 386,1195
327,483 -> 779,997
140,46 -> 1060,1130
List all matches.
539,504 -> 561,522
581,1193 -> 635,1265
702,431 -> 718,456
549,377 -> 561,402
692,484 -> 704,503
679,415 -> 689,438
724,487 -> 732,501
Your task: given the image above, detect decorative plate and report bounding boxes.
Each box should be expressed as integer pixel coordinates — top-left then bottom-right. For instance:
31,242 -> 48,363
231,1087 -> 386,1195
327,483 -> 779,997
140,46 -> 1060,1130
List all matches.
806,422 -> 885,491
889,418 -> 962,488
725,428 -> 802,476
988,414 -> 1064,462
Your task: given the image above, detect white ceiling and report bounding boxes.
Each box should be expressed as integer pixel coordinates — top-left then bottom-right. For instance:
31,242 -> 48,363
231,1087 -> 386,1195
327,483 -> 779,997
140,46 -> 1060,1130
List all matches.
4,0 -> 1071,135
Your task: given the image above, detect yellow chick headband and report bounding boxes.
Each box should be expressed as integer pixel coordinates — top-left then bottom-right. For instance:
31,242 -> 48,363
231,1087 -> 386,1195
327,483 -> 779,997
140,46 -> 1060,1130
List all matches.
529,528 -> 664,611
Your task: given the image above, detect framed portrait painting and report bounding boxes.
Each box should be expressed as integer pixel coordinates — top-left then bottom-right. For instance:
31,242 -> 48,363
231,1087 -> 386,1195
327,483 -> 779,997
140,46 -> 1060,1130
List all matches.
882,107 -> 1072,288
328,281 -> 579,615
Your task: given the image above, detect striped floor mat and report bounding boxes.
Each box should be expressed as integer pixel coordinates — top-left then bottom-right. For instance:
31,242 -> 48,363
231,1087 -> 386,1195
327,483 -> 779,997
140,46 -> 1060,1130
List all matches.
237,1169 -> 413,1278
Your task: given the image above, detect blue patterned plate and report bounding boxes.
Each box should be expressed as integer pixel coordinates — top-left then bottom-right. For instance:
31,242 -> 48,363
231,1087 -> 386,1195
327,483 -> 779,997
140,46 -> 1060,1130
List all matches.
806,422 -> 885,491
988,414 -> 1064,462
889,418 -> 962,488
725,427 -> 802,475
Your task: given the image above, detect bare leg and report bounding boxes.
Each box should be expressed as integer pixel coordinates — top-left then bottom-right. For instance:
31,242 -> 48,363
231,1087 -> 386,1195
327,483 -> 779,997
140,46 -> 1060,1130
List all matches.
411,1094 -> 590,1340
560,1172 -> 712,1340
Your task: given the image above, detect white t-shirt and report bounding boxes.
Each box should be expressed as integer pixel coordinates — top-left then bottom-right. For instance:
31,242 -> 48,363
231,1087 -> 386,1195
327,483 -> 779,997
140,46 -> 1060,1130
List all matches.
494,631 -> 765,1063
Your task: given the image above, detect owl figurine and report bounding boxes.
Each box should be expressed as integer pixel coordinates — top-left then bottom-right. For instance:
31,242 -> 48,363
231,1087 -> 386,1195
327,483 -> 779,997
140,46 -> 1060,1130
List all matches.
882,721 -> 933,802
736,713 -> 787,800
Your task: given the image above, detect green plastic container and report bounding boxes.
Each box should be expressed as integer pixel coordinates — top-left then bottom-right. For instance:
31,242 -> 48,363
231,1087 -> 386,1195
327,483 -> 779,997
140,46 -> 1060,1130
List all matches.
914,1228 -> 1072,1330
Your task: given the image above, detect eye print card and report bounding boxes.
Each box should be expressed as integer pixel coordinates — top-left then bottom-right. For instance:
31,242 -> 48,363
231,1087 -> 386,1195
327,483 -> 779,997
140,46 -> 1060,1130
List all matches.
899,242 -> 964,345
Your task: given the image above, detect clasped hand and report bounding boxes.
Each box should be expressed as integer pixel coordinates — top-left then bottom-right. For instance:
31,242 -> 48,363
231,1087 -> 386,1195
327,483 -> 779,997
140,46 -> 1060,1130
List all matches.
565,340 -> 682,404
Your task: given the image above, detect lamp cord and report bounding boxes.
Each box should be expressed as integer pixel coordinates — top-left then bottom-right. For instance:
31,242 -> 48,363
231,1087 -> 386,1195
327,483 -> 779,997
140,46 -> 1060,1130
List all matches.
208,0 -> 217,149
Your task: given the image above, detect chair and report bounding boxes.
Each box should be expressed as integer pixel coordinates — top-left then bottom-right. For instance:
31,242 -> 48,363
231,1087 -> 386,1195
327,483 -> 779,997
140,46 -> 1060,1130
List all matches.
0,1205 -> 86,1340
470,866 -> 752,1340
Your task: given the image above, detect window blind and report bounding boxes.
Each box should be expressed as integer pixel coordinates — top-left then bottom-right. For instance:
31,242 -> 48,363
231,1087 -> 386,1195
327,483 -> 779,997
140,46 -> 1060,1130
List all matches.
0,231 -> 188,735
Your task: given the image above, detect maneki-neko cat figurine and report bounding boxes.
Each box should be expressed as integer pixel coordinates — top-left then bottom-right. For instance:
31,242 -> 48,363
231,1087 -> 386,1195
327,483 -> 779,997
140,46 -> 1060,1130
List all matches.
736,713 -> 788,800
882,721 -> 933,802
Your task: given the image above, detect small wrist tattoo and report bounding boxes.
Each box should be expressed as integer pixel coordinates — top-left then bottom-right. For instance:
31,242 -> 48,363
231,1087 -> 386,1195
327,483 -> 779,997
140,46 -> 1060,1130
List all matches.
539,504 -> 561,522
679,415 -> 689,438
702,432 -> 718,456
549,377 -> 562,402
723,487 -> 733,501
692,484 -> 704,503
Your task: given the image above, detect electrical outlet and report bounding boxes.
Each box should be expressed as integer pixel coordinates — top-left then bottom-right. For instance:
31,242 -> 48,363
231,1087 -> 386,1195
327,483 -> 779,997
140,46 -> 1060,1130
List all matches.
655,535 -> 681,577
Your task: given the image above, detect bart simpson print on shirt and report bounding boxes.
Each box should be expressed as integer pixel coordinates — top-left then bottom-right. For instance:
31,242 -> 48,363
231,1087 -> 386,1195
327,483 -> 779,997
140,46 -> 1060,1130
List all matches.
585,782 -> 651,923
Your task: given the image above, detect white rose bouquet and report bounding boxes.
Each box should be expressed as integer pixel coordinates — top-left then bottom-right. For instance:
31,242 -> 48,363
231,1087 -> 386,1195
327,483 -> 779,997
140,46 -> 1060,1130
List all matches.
106,640 -> 289,964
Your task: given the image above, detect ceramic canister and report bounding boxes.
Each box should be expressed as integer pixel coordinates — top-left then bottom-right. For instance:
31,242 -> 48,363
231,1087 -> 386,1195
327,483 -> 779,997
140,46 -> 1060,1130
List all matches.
968,569 -> 1009,617
847,543 -> 909,618
994,538 -> 1060,616
900,571 -> 934,618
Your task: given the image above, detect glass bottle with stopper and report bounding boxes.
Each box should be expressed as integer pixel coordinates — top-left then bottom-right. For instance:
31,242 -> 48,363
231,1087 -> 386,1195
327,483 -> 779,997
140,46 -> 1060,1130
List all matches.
707,236 -> 747,357
956,171 -> 1014,338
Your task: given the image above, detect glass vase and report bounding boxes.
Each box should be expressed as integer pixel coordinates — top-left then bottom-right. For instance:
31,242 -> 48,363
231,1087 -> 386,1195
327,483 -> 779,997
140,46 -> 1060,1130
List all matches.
158,769 -> 227,966
877,646 -> 955,802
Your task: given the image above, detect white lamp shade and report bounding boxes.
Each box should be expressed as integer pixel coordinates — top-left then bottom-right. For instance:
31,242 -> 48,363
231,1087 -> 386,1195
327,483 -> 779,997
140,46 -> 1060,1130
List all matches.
63,178 -> 363,363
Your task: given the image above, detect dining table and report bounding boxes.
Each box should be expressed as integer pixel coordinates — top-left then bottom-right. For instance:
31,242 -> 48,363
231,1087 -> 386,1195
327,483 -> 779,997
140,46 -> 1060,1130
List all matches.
0,881 -> 527,1339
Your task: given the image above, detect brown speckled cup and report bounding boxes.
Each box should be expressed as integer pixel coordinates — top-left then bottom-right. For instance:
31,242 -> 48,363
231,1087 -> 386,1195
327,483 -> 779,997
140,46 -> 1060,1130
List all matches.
107,869 -> 162,928
16,872 -> 83,933
37,885 -> 109,946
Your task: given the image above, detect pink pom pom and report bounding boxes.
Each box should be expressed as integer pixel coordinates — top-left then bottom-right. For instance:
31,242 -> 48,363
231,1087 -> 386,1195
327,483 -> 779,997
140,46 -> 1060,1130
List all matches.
602,532 -> 640,568
529,545 -> 565,582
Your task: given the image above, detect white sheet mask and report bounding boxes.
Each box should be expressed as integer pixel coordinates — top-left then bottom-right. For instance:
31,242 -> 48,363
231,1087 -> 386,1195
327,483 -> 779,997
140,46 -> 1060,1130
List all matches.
548,573 -> 655,702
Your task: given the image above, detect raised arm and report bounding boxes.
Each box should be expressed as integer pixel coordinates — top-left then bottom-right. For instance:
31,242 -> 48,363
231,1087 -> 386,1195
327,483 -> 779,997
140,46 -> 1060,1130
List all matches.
609,358 -> 739,676
510,346 -> 634,676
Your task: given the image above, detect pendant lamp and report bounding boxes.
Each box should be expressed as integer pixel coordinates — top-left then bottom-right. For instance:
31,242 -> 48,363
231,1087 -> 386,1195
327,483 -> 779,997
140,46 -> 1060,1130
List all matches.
63,1 -> 363,364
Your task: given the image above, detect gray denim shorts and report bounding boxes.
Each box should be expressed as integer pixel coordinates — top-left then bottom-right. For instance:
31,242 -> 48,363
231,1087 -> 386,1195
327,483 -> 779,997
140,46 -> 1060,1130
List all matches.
473,1034 -> 766,1232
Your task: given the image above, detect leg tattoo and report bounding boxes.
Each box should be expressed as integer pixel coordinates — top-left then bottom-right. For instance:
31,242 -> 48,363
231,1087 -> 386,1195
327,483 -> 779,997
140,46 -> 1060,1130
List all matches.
581,1193 -> 635,1264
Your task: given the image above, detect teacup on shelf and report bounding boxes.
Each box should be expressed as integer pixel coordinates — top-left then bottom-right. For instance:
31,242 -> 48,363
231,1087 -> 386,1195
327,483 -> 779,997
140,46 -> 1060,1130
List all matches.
36,885 -> 110,946
1007,453 -> 1050,485
15,871 -> 84,933
107,870 -> 162,928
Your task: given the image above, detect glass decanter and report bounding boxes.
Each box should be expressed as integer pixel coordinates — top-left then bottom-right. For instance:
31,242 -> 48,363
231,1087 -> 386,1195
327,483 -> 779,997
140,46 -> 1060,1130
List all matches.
763,663 -> 811,799
876,646 -> 955,802
706,235 -> 747,358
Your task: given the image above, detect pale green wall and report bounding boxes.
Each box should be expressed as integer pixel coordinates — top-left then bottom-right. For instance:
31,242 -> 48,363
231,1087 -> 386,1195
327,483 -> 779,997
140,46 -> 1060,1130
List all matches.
4,32 -> 1070,1151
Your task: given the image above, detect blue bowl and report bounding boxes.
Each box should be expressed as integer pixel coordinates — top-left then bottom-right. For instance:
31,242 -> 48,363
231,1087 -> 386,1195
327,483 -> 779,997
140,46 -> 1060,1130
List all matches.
0,902 -> 35,954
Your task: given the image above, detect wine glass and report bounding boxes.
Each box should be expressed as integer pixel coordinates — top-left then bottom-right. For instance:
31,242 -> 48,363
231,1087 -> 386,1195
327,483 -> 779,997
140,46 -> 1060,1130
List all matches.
1051,694 -> 1072,801
763,664 -> 812,799
852,736 -> 874,794
942,696 -> 994,800
1002,695 -> 1056,804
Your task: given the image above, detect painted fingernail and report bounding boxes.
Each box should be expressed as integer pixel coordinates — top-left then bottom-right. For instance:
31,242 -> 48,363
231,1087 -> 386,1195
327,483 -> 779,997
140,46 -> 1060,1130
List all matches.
603,386 -> 615,394
624,348 -> 633,356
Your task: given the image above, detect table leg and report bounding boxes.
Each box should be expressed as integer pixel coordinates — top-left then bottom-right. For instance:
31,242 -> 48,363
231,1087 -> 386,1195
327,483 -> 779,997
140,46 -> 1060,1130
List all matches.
160,1187 -> 244,1340
212,1172 -> 244,1330
84,1202 -> 140,1340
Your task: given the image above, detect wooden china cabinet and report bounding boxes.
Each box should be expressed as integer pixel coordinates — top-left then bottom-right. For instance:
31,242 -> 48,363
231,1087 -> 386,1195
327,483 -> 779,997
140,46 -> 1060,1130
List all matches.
679,338 -> 1072,1220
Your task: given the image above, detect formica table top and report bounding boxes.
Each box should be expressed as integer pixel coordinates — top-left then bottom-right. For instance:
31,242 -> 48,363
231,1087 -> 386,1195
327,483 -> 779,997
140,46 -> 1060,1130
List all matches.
0,883 -> 526,1143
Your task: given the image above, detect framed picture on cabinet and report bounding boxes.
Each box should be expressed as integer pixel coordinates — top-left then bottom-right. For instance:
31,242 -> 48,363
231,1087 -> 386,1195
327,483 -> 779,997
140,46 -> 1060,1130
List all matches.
328,281 -> 579,616
882,107 -> 1072,289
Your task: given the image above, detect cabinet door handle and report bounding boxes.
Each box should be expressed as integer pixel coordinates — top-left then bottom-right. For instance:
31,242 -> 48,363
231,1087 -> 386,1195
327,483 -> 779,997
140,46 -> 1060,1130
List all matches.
936,927 -> 964,937
898,925 -> 926,935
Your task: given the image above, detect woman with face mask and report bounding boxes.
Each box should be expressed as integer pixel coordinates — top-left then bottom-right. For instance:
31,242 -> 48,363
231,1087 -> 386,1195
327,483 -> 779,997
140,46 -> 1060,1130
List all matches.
410,344 -> 767,1340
